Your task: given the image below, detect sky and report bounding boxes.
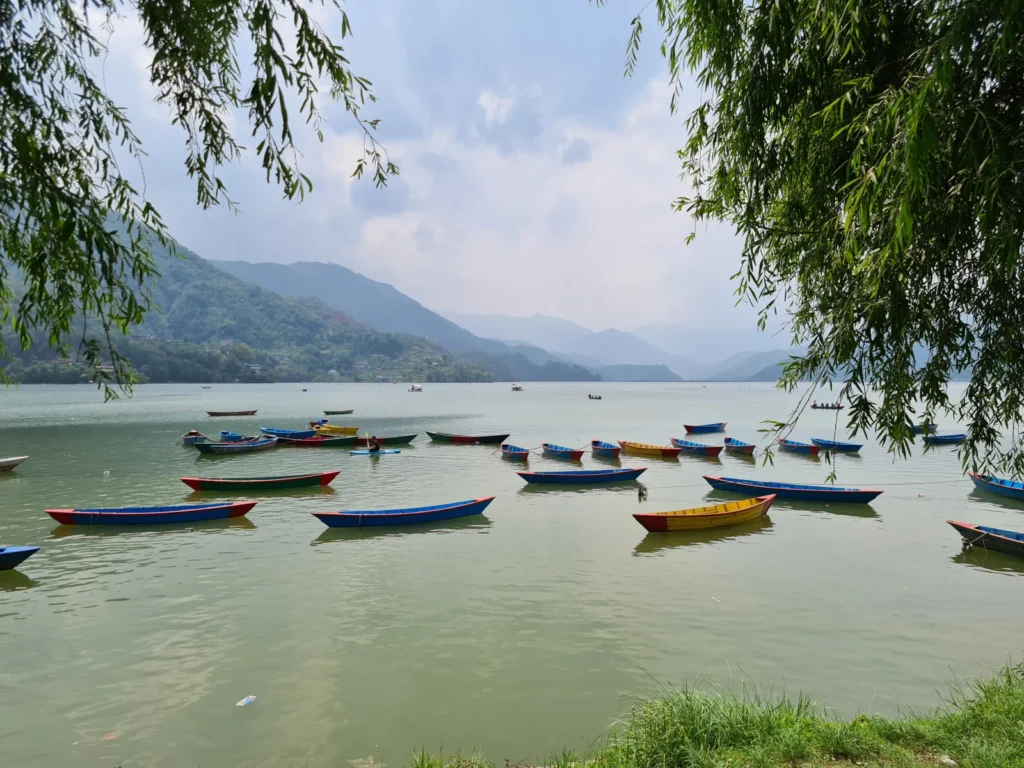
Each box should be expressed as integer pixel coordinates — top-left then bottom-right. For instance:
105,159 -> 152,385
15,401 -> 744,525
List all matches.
100,0 -> 759,332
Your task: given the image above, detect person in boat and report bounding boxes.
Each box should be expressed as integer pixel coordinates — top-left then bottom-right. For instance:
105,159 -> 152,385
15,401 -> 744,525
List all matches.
367,436 -> 381,453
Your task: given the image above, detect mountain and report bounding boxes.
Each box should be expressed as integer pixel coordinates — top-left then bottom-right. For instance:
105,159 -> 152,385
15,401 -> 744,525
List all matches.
631,323 -> 789,364
558,329 -> 703,379
443,312 -> 594,350
594,364 -> 684,382
701,349 -> 801,381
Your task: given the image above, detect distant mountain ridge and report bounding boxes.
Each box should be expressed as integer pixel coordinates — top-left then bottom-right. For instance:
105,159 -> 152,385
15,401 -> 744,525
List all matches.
444,311 -> 594,351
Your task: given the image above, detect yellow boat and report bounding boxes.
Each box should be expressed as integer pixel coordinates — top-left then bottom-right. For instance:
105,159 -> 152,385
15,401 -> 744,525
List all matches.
313,424 -> 359,436
633,494 -> 775,532
618,440 -> 682,458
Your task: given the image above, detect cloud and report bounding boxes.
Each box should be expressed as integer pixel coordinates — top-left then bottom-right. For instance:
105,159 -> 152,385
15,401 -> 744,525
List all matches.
560,138 -> 592,165
477,89 -> 515,125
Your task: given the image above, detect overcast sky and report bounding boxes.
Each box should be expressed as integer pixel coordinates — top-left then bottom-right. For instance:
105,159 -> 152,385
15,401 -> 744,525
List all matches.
102,0 -> 760,332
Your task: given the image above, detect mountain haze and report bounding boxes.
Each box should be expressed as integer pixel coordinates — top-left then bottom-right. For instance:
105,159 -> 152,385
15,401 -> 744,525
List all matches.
558,329 -> 703,379
444,312 -> 593,351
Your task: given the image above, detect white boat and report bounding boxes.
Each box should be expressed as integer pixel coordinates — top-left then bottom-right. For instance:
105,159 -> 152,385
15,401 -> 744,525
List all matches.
409,384 -> 423,392
0,456 -> 28,471
511,383 -> 524,391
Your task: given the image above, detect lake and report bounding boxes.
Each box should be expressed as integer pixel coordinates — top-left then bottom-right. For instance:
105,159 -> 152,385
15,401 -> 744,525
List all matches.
1,382 -> 1021,768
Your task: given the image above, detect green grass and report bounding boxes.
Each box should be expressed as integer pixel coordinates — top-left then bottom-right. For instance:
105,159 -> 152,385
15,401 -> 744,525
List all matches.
403,664 -> 1024,768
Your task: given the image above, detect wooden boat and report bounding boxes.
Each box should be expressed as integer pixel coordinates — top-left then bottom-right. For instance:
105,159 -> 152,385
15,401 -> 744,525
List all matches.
925,433 -> 967,445
588,394 -> 602,400
723,437 -> 755,455
542,443 -> 584,461
591,440 -> 621,458
634,494 -> 775,532
518,467 -> 646,485
0,545 -> 39,570
353,434 -> 417,446
968,472 -> 1024,502
618,440 -> 682,458
684,422 -> 726,434
312,423 -> 359,436
324,409 -> 354,415
46,501 -> 257,526
948,521 -> 1024,558
313,496 -> 495,528
501,443 -> 530,460
0,455 -> 29,471
810,438 -> 863,453
409,384 -> 423,392
810,404 -> 843,410
180,471 -> 339,492
207,410 -> 257,417
670,438 -> 723,457
195,437 -> 278,454
181,430 -> 209,445
703,475 -> 883,503
276,434 -> 357,447
261,426 -> 318,439
511,383 -> 524,391
350,449 -> 401,455
427,431 -> 510,445
219,431 -> 248,443
912,422 -> 938,434
777,438 -> 820,455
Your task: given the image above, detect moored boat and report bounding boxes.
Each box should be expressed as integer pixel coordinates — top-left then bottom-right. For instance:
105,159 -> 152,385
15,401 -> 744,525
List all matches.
810,404 -> 844,410
723,437 -> 755,455
0,455 -> 29,471
180,471 -> 339,492
542,443 -> 584,461
777,438 -> 820,455
181,430 -> 209,445
634,494 -> 775,532
704,475 -> 883,504
207,410 -> 257,417
684,422 -> 726,434
0,545 -> 39,570
618,441 -> 682,458
670,438 -> 723,457
810,438 -> 863,453
948,520 -> 1024,558
195,437 -> 278,454
518,467 -> 646,485
968,472 -> 1024,502
912,422 -> 938,434
501,443 -> 530,461
924,433 -> 967,445
324,409 -> 354,415
312,423 -> 360,436
591,440 -> 621,458
46,501 -> 258,526
277,434 -> 357,448
219,431 -> 248,443
261,426 -> 319,439
313,496 -> 495,528
409,384 -> 423,392
353,434 -> 417,446
427,431 -> 511,445
511,383 -> 524,391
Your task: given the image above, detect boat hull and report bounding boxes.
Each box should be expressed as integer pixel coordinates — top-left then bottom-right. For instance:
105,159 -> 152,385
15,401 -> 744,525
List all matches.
518,468 -> 646,485
501,444 -> 530,461
46,501 -> 257,526
353,434 -> 417,446
313,497 -> 495,528
0,545 -> 40,570
810,438 -> 863,453
427,431 -> 511,445
195,437 -> 278,454
778,440 -> 820,455
278,435 -> 357,447
912,423 -> 938,434
262,427 -> 318,439
324,410 -> 354,415
180,471 -> 339,492
924,434 -> 967,445
0,455 -> 28,471
618,441 -> 682,458
634,495 -> 775,532
948,521 -> 1024,558
684,423 -> 726,434
542,444 -> 584,461
723,438 -> 755,455
670,438 -> 724,457
704,475 -> 882,504
207,410 -> 257,417
591,440 -> 621,458
313,424 -> 360,436
968,472 -> 1024,502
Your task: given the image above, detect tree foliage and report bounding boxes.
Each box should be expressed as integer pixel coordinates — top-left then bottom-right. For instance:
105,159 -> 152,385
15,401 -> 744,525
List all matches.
0,0 -> 397,395
614,0 -> 1024,474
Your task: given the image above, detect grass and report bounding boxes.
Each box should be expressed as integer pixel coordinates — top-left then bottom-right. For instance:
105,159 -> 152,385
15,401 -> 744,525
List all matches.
404,664 -> 1024,768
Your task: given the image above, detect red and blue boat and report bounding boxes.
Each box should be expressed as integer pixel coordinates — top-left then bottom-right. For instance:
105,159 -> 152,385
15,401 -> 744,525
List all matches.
684,422 -> 726,434
46,501 -> 258,526
591,440 -> 621,458
277,434 -> 357,448
518,468 -> 646,485
968,472 -> 1024,502
704,475 -> 883,504
313,497 -> 495,528
0,545 -> 39,570
427,431 -> 510,445
181,430 -> 209,445
670,438 -> 723,457
925,433 -> 967,445
501,443 -> 530,461
724,437 -> 755,455
777,438 -> 820,455
261,426 -> 319,439
195,436 -> 278,454
542,443 -> 584,461
180,471 -> 339,492
948,521 -> 1024,558
810,438 -> 863,453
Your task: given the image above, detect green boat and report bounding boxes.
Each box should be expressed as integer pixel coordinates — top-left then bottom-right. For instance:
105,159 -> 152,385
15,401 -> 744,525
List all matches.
324,409 -> 354,415
181,470 -> 339,491
277,434 -> 357,447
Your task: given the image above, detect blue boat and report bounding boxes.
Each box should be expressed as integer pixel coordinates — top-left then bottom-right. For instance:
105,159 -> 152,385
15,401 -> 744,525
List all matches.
948,521 -> 1024,558
723,437 -> 755,455
219,431 -> 247,443
591,440 -> 621,458
968,472 -> 1024,502
925,433 -> 967,445
501,443 -> 530,461
704,475 -> 883,504
313,497 -> 495,528
542,443 -> 583,461
517,468 -> 647,485
670,438 -> 723,457
777,438 -> 820,455
46,501 -> 257,526
195,436 -> 279,454
0,545 -> 39,571
912,422 -> 938,434
810,438 -> 863,453
261,426 -> 318,439
684,422 -> 726,434
350,449 -> 401,455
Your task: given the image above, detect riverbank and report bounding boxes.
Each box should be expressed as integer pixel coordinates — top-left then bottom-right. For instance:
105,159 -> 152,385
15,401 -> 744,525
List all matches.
411,664 -> 1023,768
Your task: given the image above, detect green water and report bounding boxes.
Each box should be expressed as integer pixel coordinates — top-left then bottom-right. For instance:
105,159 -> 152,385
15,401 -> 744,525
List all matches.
1,383 -> 1021,768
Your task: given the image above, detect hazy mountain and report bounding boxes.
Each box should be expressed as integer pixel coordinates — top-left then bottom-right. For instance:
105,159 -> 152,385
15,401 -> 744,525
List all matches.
701,349 -> 801,381
559,329 -> 704,379
594,364 -> 684,382
444,312 -> 593,350
631,323 -> 790,365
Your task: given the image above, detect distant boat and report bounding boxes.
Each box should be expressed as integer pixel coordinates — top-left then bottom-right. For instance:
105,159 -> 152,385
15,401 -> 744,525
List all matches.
353,434 -> 417,446
634,494 -> 775,532
207,410 -> 257,417
324,409 -> 354,415
517,467 -> 646,485
0,455 -> 29,471
810,438 -> 863,453
588,394 -> 602,400
723,437 -> 755,455
670,438 -> 723,457
501,443 -> 530,461
542,443 -> 584,461
181,430 -> 209,445
777,438 -> 820,455
948,521 -> 1024,559
46,501 -> 258,526
968,472 -> 1024,502
276,435 -> 357,448
261,426 -> 319,439
810,404 -> 844,410
0,545 -> 39,570
311,423 -> 360,436
195,437 -> 278,454
511,383 -> 524,391
684,423 -> 726,434
925,433 -> 967,445
409,384 -> 423,392
704,475 -> 883,504
427,431 -> 510,445
912,422 -> 938,434
181,471 -> 339,492
618,441 -> 682,458
591,440 -> 621,458
313,497 -> 495,528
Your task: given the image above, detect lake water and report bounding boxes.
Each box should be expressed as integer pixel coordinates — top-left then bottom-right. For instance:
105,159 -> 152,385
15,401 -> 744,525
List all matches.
1,382 -> 1021,768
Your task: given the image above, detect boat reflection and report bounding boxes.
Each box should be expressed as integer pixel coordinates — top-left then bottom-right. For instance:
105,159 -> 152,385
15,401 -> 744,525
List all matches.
183,486 -> 336,503
633,516 -> 774,555
517,482 -> 643,497
679,454 -> 723,466
590,454 -> 622,467
0,570 -> 40,591
967,488 -> 1024,509
953,547 -> 1024,575
48,516 -> 257,539
312,515 -> 492,545
704,490 -> 880,518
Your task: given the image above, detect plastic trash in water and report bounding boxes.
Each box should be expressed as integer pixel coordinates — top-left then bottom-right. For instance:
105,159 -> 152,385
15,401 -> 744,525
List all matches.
236,695 -> 257,707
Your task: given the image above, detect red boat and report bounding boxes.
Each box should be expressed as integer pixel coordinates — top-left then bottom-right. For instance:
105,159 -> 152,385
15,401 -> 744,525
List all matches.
207,410 -> 257,417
